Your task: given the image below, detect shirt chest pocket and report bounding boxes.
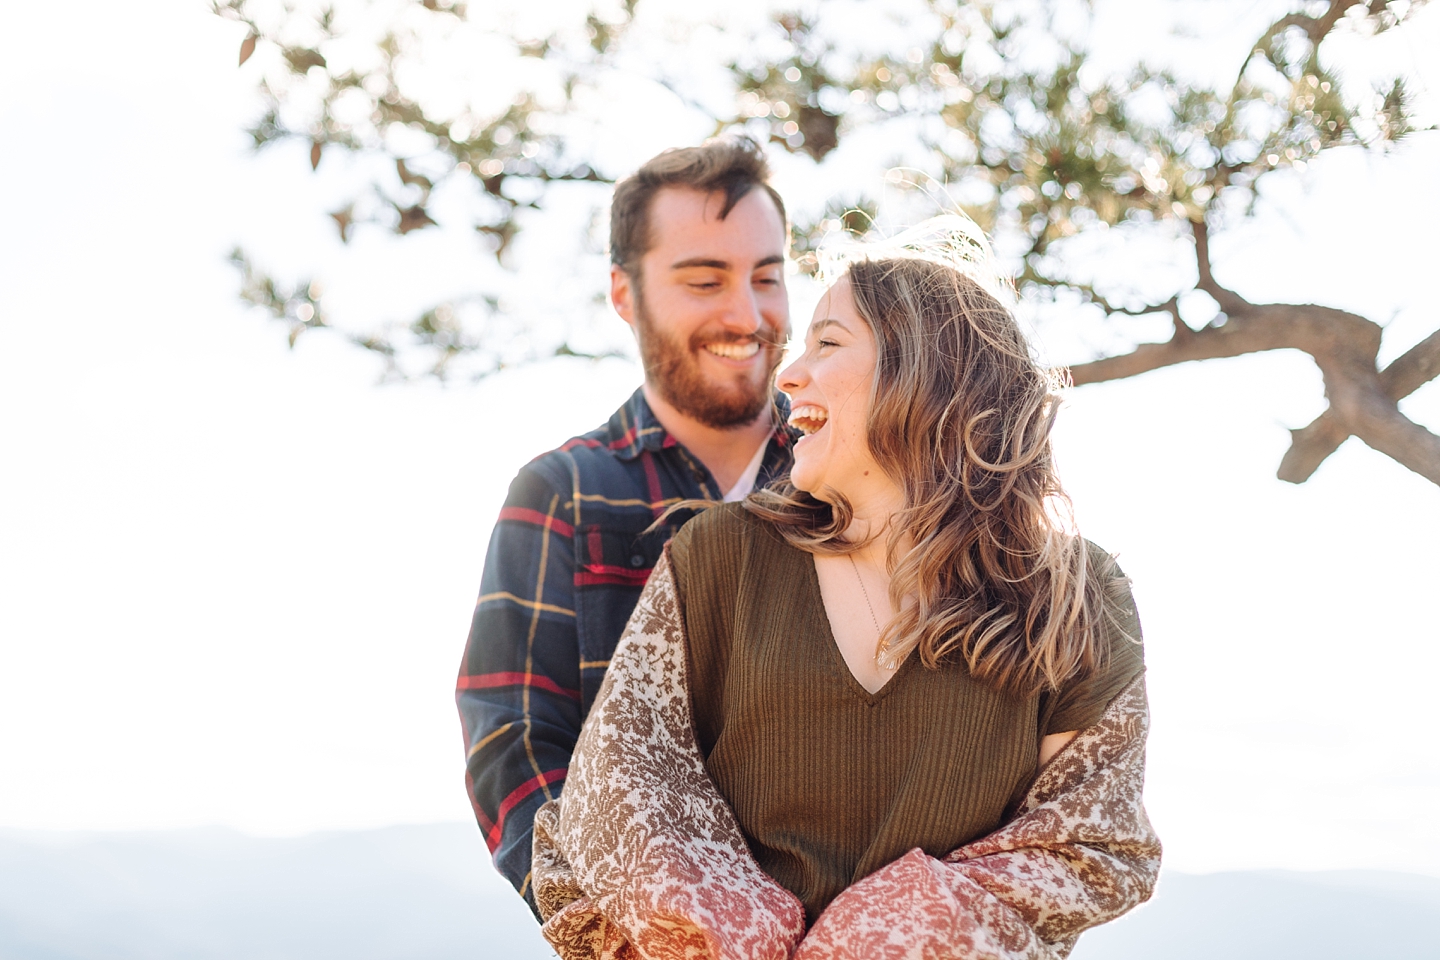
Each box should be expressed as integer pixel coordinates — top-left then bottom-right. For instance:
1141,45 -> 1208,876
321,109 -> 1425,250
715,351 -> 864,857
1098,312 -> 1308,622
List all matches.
572,524 -> 679,687
574,525 -> 670,588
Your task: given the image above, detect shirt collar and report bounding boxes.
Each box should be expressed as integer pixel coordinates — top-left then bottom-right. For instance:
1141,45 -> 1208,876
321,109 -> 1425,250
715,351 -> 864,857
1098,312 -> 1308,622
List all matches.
606,388 -> 797,462
602,389 -> 674,461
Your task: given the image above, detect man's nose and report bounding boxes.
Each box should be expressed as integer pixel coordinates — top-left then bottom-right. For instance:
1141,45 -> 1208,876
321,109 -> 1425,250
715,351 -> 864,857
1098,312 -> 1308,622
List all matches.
717,284 -> 764,336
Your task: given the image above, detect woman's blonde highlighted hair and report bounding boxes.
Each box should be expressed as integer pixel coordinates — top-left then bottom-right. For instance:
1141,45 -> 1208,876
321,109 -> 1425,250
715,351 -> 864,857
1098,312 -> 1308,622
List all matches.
745,216 -> 1124,696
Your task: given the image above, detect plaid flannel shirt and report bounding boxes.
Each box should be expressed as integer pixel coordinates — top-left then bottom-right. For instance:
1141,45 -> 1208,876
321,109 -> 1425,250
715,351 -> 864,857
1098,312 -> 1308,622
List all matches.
457,387 -> 794,917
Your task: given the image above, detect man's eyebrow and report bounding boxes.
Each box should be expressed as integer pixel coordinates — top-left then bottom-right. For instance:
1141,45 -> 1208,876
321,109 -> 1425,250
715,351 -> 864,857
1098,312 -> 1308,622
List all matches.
669,254 -> 786,271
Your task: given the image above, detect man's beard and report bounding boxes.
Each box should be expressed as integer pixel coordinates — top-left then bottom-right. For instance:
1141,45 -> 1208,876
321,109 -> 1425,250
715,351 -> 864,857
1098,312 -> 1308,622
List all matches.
633,290 -> 783,430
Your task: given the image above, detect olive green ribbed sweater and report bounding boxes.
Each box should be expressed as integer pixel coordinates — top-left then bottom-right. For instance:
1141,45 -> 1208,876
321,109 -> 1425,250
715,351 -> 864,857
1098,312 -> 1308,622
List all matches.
668,503 -> 1144,924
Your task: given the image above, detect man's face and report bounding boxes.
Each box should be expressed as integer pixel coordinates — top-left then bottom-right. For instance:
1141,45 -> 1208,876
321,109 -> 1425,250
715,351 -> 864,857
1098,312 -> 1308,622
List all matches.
611,186 -> 790,429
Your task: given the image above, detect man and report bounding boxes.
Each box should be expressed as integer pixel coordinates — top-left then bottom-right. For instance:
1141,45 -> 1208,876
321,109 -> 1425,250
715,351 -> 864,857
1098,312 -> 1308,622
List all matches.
456,137 -> 796,918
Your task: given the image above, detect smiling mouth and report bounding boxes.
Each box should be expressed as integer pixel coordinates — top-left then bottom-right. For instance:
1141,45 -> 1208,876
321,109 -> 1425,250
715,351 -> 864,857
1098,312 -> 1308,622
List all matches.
704,341 -> 762,360
788,404 -> 829,435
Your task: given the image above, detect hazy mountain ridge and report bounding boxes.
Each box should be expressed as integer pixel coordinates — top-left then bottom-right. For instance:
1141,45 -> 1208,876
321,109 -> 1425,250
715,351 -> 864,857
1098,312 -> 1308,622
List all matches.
3,824 -> 1437,959
0,824 -> 545,960
1072,867 -> 1440,960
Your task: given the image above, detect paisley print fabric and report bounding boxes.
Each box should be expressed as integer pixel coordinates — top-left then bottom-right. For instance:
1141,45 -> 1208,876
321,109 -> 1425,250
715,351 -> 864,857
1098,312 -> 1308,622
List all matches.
532,552 -> 807,959
532,549 -> 1159,959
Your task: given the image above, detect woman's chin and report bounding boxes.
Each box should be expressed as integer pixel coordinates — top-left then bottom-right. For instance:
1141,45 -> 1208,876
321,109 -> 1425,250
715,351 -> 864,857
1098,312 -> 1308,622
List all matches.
789,468 -> 820,496
791,434 -> 827,486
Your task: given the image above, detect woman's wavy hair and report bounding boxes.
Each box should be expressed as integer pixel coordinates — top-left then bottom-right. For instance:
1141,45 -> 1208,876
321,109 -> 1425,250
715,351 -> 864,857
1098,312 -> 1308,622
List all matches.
745,216 -> 1125,696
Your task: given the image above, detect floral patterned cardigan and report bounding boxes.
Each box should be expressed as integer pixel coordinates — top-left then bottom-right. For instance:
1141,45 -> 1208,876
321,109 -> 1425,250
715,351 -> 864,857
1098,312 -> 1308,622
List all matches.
531,550 -> 1161,960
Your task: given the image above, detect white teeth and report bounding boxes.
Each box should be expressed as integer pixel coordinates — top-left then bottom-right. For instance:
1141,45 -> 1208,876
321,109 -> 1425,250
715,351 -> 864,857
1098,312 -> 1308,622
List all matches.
788,404 -> 829,435
704,341 -> 761,360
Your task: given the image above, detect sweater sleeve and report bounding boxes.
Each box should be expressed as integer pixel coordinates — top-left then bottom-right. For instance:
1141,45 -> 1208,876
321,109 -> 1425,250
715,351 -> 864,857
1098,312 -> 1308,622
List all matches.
1044,546 -> 1145,735
795,675 -> 1160,960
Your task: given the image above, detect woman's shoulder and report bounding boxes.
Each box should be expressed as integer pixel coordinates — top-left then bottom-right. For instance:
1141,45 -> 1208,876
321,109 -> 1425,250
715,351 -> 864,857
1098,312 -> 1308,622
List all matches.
671,501 -> 777,554
668,502 -> 801,604
1042,539 -> 1144,733
1082,540 -> 1142,649
1083,537 -> 1124,576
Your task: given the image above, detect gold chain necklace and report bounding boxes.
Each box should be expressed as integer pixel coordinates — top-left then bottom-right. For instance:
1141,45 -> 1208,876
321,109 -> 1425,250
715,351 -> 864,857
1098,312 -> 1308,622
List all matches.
847,553 -> 883,639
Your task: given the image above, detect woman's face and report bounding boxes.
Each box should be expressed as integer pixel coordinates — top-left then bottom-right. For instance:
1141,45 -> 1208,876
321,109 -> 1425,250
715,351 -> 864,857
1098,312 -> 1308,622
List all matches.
776,279 -> 888,503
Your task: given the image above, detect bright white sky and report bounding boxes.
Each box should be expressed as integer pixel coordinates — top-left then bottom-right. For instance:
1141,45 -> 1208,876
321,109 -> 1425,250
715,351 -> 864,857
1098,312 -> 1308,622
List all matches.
1,0 -> 1437,897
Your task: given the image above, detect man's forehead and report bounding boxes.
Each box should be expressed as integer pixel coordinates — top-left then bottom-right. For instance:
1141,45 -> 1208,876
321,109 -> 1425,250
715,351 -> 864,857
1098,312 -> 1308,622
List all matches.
646,186 -> 785,264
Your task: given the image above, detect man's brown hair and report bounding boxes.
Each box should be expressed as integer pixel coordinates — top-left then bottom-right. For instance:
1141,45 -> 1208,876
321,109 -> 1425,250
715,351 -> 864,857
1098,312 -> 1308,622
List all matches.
609,137 -> 787,272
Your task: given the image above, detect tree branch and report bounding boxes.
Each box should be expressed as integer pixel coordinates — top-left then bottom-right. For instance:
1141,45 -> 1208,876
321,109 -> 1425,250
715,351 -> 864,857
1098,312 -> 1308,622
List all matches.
1082,286 -> 1182,324
1064,312 -> 1255,385
1066,301 -> 1440,486
1322,359 -> 1440,485
1065,302 -> 1359,383
1190,218 -> 1249,315
1022,266 -> 1183,326
1381,326 -> 1440,397
1278,327 -> 1440,481
1236,1 -> 1365,81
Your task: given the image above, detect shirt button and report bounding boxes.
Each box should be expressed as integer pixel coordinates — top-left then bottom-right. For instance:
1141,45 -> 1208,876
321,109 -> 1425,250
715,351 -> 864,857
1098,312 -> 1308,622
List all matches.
629,554 -> 647,568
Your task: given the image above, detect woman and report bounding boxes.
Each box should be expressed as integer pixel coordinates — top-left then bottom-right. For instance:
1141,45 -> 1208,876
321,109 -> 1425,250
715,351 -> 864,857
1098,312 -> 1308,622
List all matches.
532,221 -> 1160,960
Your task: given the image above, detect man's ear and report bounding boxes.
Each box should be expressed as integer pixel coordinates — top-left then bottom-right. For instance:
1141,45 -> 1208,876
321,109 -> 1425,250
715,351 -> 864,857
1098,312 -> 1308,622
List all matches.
610,265 -> 637,329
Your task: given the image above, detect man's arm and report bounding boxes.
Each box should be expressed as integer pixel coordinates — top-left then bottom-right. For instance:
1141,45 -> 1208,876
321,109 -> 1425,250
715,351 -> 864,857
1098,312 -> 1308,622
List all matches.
457,466 -> 582,918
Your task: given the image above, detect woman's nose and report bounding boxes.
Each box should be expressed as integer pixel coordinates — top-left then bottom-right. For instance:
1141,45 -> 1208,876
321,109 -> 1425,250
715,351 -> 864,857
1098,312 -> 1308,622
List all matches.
776,356 -> 805,394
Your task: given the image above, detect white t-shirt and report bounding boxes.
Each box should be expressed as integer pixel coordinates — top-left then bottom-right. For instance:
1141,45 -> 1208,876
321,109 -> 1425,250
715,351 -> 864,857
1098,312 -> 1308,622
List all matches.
723,438 -> 771,502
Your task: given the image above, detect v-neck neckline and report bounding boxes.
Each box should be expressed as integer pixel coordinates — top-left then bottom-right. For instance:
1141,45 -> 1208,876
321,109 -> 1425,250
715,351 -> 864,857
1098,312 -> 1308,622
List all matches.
804,551 -> 915,705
